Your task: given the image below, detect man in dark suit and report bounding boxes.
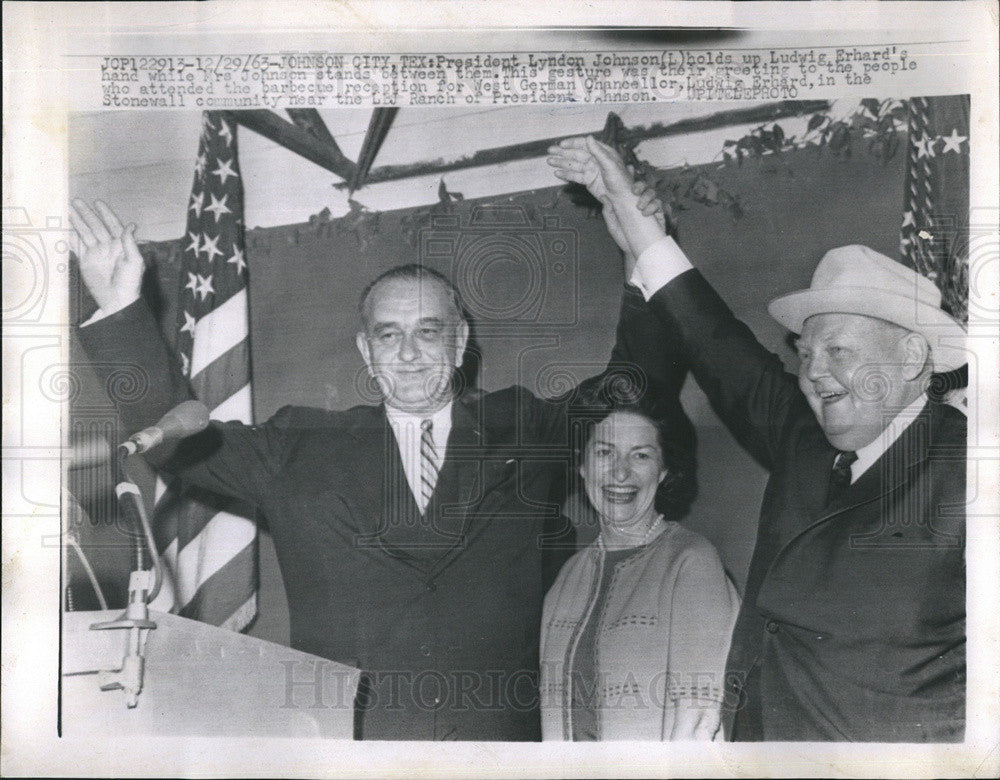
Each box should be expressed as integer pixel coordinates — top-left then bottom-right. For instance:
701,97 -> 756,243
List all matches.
548,137 -> 967,741
69,195 -> 687,741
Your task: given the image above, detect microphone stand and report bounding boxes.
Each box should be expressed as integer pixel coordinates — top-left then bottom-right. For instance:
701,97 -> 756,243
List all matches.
89,451 -> 163,709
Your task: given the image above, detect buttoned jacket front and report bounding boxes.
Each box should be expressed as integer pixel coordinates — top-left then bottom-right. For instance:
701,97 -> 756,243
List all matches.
540,523 -> 739,740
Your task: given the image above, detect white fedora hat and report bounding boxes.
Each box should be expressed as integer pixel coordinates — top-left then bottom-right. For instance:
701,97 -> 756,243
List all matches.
767,244 -> 967,372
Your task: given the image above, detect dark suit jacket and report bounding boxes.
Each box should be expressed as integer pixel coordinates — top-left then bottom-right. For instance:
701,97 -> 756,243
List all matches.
647,269 -> 966,742
78,288 -> 688,741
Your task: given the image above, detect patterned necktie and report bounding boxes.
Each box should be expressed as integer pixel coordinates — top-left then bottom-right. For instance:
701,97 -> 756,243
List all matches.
826,450 -> 858,506
419,419 -> 439,513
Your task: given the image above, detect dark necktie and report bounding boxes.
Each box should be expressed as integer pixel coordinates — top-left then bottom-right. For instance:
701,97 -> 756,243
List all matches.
826,450 -> 858,506
419,419 -> 439,515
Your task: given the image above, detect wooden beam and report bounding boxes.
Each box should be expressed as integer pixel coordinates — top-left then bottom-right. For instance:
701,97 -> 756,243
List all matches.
333,100 -> 830,189
349,107 -> 400,193
285,108 -> 350,159
229,110 -> 356,182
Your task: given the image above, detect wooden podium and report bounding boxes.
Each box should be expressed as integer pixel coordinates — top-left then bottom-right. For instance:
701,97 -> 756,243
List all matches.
61,609 -> 360,738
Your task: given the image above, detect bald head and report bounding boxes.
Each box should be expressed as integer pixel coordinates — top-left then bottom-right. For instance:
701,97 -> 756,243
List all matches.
359,264 -> 464,332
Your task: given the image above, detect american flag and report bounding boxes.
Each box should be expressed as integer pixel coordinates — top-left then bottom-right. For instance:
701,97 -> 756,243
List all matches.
900,95 -> 970,324
149,111 -> 258,631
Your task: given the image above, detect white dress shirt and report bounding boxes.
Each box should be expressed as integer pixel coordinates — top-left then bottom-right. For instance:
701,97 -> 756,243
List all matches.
849,393 -> 928,483
385,402 -> 452,512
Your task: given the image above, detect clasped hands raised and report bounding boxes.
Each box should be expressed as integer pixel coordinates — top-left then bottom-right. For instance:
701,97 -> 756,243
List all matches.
546,135 -> 668,275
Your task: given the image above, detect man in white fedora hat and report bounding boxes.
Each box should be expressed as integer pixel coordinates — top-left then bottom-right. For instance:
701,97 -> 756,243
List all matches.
549,136 -> 967,742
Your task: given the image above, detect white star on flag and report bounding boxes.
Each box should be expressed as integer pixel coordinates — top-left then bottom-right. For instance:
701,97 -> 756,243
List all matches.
205,192 -> 232,223
218,118 -> 234,147
212,158 -> 239,186
227,245 -> 247,275
201,232 -> 223,263
916,135 -> 937,159
180,310 -> 197,334
940,128 -> 967,154
195,273 -> 215,301
189,192 -> 204,219
186,230 -> 202,255
167,110 -> 258,635
899,95 -> 969,328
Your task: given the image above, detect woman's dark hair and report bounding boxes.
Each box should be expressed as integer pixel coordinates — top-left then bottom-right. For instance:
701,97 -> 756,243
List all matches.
569,376 -> 698,522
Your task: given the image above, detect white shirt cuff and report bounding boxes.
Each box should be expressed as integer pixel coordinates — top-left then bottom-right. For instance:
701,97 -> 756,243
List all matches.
79,298 -> 140,327
80,309 -> 110,327
628,236 -> 694,301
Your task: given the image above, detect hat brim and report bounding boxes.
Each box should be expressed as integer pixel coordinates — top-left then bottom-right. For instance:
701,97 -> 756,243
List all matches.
767,287 -> 967,372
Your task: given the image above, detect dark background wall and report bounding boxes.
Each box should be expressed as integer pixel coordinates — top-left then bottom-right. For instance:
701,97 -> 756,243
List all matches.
69,141 -> 906,647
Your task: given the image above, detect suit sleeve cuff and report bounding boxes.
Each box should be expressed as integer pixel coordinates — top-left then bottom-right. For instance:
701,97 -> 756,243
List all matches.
628,237 -> 693,301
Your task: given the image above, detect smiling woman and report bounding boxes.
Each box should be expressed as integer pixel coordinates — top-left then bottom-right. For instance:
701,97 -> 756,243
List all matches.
579,410 -> 669,547
540,401 -> 739,741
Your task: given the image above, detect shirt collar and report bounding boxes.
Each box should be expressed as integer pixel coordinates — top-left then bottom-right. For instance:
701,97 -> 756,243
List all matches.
851,393 -> 928,482
384,402 -> 453,431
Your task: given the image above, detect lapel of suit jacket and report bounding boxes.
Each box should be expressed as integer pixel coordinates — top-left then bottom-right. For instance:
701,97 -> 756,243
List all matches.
426,392 -> 485,578
343,406 -> 388,527
790,423 -> 839,535
348,405 -> 428,576
775,400 -> 939,564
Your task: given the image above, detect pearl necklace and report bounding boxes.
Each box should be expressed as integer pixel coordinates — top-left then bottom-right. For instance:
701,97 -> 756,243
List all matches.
602,513 -> 665,549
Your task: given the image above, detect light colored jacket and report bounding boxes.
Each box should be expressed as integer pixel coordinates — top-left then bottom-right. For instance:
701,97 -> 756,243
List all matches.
540,522 -> 739,740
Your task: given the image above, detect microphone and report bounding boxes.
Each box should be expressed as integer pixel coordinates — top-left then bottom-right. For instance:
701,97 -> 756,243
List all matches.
118,400 -> 211,457
67,434 -> 112,470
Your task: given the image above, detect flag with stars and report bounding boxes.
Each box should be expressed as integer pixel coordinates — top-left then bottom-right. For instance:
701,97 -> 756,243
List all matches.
150,111 -> 258,631
900,94 -> 970,324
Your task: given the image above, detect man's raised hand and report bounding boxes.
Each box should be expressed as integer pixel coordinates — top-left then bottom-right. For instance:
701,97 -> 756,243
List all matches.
547,136 -> 669,267
69,199 -> 144,317
547,136 -> 634,201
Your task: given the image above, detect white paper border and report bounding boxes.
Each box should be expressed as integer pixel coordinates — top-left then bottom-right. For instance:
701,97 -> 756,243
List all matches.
3,2 -> 998,776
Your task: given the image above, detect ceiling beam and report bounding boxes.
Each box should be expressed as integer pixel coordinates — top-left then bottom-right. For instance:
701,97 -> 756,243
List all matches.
349,107 -> 399,193
285,109 -> 350,158
228,110 -> 356,182
333,99 -> 830,189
